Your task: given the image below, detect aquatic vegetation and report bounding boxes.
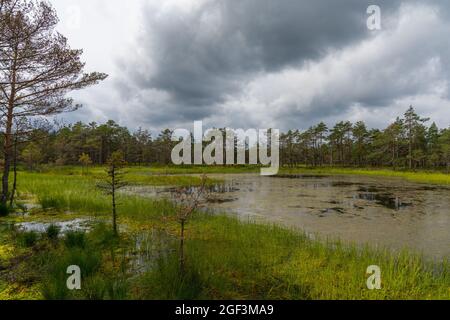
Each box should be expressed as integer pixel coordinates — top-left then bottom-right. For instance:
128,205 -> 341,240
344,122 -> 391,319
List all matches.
0,167 -> 448,300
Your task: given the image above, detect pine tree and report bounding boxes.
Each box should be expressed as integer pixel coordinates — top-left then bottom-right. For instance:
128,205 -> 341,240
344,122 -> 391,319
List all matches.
403,106 -> 429,169
97,151 -> 127,236
0,0 -> 107,204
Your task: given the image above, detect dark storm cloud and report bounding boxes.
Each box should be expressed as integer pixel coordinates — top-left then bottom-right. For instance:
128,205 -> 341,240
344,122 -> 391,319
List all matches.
118,0 -> 401,110
113,0 -> 450,130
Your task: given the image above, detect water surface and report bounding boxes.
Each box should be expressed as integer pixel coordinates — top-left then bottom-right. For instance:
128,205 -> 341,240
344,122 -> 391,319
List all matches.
132,174 -> 450,259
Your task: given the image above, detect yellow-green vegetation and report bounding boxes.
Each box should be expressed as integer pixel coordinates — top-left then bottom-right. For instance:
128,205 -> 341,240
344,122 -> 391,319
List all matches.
38,165 -> 223,186
36,164 -> 450,185
85,165 -> 450,185
0,167 -> 449,300
0,244 -> 13,262
137,165 -> 450,185
279,167 -> 450,185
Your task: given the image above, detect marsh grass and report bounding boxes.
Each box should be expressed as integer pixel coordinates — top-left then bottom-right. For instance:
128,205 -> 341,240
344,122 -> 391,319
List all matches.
16,171 -> 206,219
39,196 -> 65,211
37,224 -> 131,300
64,231 -> 86,249
124,165 -> 450,185
140,214 -> 449,300
40,246 -> 103,300
279,167 -> 450,185
16,231 -> 39,248
45,224 -> 60,241
123,212 -> 450,300
5,213 -> 450,300
31,164 -> 450,185
135,253 -> 204,300
0,167 -> 448,300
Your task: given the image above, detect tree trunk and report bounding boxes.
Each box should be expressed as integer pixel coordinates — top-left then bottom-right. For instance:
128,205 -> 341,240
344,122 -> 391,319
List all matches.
2,103 -> 14,206
2,49 -> 17,206
408,133 -> 413,170
9,136 -> 18,207
330,146 -> 333,166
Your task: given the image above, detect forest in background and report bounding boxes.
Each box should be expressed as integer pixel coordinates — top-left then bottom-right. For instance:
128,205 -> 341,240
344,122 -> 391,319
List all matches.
6,106 -> 450,171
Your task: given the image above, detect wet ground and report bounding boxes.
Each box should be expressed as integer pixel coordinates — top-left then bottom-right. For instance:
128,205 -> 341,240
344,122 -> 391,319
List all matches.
127,174 -> 450,260
15,218 -> 92,234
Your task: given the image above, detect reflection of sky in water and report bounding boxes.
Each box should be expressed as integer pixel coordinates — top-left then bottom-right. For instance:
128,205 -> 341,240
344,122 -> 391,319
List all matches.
16,218 -> 91,234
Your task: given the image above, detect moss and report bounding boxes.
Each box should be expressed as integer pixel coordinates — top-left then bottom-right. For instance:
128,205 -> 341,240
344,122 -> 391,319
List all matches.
0,283 -> 42,300
0,244 -> 14,261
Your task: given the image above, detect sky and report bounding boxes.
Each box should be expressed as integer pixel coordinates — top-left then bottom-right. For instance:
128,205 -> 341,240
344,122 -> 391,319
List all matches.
49,0 -> 450,133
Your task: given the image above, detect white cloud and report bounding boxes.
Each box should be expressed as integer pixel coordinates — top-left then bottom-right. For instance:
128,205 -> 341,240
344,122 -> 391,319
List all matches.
47,1 -> 450,132
207,3 -> 450,130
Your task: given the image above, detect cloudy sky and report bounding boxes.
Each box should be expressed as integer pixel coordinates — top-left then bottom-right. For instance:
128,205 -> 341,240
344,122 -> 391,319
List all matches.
49,0 -> 450,132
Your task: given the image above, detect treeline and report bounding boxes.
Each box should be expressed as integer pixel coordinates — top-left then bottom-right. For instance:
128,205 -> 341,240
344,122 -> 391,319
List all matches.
8,120 -> 175,168
4,106 -> 450,171
280,106 -> 450,170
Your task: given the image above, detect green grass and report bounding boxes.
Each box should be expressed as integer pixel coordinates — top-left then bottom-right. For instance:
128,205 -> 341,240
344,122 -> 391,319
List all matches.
16,231 -> 39,248
33,164 -> 450,185
125,164 -> 450,186
0,166 -> 449,300
177,214 -> 449,299
15,171 -> 177,218
122,164 -> 450,185
5,214 -> 448,300
278,167 -> 450,185
64,231 -> 87,249
45,225 -> 60,241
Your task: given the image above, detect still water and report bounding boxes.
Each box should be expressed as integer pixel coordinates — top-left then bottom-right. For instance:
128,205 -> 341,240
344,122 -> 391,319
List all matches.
129,174 -> 450,260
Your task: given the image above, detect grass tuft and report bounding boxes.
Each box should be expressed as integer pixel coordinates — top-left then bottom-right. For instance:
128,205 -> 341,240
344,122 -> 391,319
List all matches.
64,231 -> 86,249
